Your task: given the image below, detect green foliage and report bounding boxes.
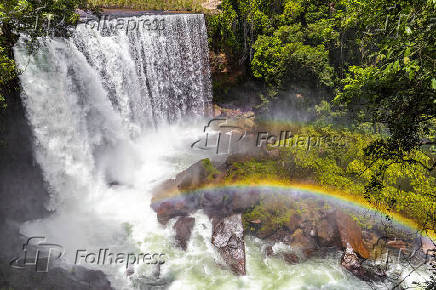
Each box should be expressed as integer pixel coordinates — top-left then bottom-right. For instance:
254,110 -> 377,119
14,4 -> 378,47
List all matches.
211,0 -> 435,237
333,0 -> 436,214
206,1 -> 239,58
251,32 -> 334,88
201,158 -> 220,180
230,124 -> 436,231
0,47 -> 15,109
242,193 -> 295,236
226,159 -> 287,181
93,0 -> 204,11
0,0 -> 96,103
208,0 -> 344,88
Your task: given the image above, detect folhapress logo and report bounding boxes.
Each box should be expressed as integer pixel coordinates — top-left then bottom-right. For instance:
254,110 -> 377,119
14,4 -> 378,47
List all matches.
191,118 -> 246,155
9,237 -> 64,272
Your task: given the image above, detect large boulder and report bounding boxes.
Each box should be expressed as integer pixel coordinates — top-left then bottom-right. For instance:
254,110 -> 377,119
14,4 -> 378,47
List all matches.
176,159 -> 219,190
212,214 -> 246,275
151,194 -> 198,225
336,211 -> 370,259
316,211 -> 340,247
230,189 -> 261,212
201,191 -> 234,218
341,243 -> 370,281
341,243 -> 386,282
174,216 -> 195,250
290,229 -> 318,258
288,212 -> 302,233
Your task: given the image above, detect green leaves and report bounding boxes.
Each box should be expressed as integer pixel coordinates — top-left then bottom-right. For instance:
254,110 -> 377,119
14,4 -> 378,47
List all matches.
0,0 -> 98,108
252,33 -> 334,88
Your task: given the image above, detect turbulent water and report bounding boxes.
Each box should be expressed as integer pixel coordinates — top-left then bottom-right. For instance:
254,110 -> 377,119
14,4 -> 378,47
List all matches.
13,13 -> 430,290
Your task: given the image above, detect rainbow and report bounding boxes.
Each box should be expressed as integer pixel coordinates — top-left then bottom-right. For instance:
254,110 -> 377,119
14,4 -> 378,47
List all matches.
155,179 -> 436,240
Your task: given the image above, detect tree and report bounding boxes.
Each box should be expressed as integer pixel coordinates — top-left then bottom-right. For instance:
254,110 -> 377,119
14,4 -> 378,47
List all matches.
0,0 -> 97,105
335,0 -> 436,202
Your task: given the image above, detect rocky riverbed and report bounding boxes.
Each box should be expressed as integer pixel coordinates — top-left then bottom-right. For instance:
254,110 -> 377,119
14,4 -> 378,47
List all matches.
151,157 -> 435,287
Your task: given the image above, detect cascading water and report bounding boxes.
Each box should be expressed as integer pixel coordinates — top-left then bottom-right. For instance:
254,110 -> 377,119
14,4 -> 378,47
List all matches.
13,12 -> 429,290
14,13 -> 214,288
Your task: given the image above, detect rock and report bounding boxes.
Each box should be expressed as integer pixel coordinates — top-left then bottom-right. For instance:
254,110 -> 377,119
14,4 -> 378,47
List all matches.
231,189 -> 260,212
174,216 -> 195,250
212,214 -> 246,275
283,253 -> 300,264
290,229 -> 317,258
71,266 -> 113,289
151,195 -> 198,225
421,236 -> 436,254
341,243 -> 386,282
341,243 -> 369,281
263,242 -> 300,264
362,230 -> 381,259
152,179 -> 178,199
176,159 -> 210,190
264,245 -> 274,257
267,230 -> 292,244
316,211 -> 340,247
336,211 -> 370,259
288,212 -> 301,233
202,191 -> 233,218
386,239 -> 408,250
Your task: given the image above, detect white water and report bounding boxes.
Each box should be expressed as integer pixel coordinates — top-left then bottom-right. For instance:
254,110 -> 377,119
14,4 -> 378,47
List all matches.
14,13 -> 404,290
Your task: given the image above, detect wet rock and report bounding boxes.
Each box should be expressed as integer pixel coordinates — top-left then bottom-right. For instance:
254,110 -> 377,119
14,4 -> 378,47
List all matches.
288,212 -> 302,233
176,159 -> 211,190
174,216 -> 195,250
316,211 -> 340,247
421,236 -> 436,254
71,266 -> 113,289
290,229 -> 318,258
336,211 -> 370,259
362,230 -> 379,248
202,191 -> 234,218
386,239 -> 408,250
151,195 -> 198,225
341,243 -> 369,280
108,181 -> 120,186
341,244 -> 386,282
264,245 -> 274,257
212,214 -> 246,275
267,230 -> 292,244
283,252 -> 300,264
153,179 -> 178,198
231,190 -> 260,212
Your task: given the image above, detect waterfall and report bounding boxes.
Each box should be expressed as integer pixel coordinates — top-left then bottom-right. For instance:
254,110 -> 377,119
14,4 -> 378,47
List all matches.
14,13 -> 212,201
13,15 -> 213,285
